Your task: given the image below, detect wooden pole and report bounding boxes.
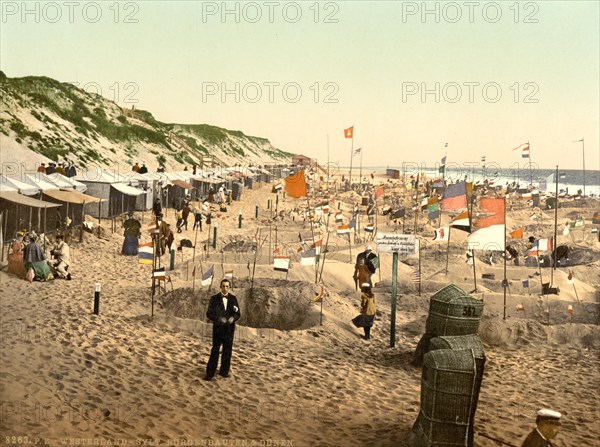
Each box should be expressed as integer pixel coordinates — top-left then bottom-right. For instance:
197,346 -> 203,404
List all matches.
390,251 -> 398,347
503,195 -> 507,320
417,239 -> 422,297
79,201 -> 85,242
552,166 -> 559,285
445,225 -> 452,275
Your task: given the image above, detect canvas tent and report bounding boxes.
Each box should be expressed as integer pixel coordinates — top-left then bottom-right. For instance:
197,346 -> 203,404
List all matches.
0,190 -> 62,243
75,169 -> 147,218
0,174 -> 42,196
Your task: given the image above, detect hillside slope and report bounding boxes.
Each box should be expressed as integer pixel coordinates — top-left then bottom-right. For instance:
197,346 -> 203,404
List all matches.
0,71 -> 294,171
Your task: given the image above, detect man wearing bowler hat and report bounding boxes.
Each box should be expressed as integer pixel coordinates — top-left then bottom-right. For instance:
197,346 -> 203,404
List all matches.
521,409 -> 562,447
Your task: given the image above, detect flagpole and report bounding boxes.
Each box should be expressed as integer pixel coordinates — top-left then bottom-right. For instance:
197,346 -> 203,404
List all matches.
469,195 -> 477,292
413,173 -> 419,235
445,226 -> 451,275
359,148 -> 363,188
348,127 -> 354,189
318,212 -> 332,284
572,138 -> 585,197
327,134 -> 330,188
552,166 -> 559,283
528,141 -> 533,188
503,195 -> 507,320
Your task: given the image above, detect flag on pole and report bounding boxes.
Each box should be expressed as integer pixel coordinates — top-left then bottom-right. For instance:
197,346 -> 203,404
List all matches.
374,186 -> 385,201
411,271 -> 421,284
364,225 -> 374,233
273,181 -> 283,191
309,286 -> 325,303
521,146 -> 530,158
147,221 -> 158,234
335,211 -> 344,222
427,196 -> 440,220
510,228 -> 524,239
300,248 -> 317,266
569,218 -> 585,229
284,170 -> 308,198
559,172 -> 566,179
201,265 -> 214,286
224,269 -> 234,279
312,239 -> 322,255
567,304 -> 573,315
481,156 -> 486,163
527,238 -> 552,257
138,242 -> 154,264
344,126 -> 354,138
521,279 -> 529,288
353,147 -> 362,156
337,224 -> 350,235
450,210 -> 471,233
467,197 -> 506,251
273,256 -> 290,272
439,155 -> 447,174
433,227 -> 449,241
152,268 -> 166,279
441,181 -> 468,211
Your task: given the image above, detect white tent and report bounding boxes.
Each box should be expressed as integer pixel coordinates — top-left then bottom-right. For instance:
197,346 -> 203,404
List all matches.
0,174 -> 42,196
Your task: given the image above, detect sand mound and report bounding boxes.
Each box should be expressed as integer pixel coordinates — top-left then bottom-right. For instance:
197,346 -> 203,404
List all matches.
162,278 -> 313,330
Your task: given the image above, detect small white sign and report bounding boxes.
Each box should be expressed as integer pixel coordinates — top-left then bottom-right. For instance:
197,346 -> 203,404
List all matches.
376,233 -> 418,254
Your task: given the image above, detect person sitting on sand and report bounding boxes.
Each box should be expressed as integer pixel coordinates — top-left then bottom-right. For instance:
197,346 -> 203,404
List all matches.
24,233 -> 53,282
49,234 -> 71,280
521,409 -> 561,447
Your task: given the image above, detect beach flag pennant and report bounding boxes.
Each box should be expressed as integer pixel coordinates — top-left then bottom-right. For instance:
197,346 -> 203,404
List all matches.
329,195 -> 335,205
592,211 -> 600,225
521,192 -> 532,200
441,181 -> 467,211
273,246 -> 281,254
312,239 -> 322,255
273,256 -> 290,272
201,265 -> 215,286
353,147 -> 362,156
567,304 -> 573,315
449,210 -> 471,233
224,269 -> 234,279
468,197 -> 506,250
344,126 -> 354,139
569,218 -> 585,229
433,227 -> 449,241
147,221 -> 158,234
300,248 -> 317,266
273,181 -> 283,191
152,267 -> 166,279
510,228 -> 524,239
412,270 -> 421,284
516,303 -> 525,311
522,279 -> 529,288
521,146 -> 530,158
284,170 -> 308,199
337,224 -> 350,235
374,186 -> 385,201
335,211 -> 344,222
138,242 -> 154,264
364,225 -> 374,233
310,286 -> 325,303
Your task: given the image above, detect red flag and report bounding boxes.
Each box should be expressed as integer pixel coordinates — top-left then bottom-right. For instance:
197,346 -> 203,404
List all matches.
374,186 -> 384,201
344,126 -> 353,139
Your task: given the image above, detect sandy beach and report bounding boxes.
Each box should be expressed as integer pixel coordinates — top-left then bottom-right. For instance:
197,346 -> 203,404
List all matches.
1,172 -> 599,447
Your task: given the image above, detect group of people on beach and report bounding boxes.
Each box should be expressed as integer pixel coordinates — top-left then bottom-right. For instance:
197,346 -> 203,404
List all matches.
8,231 -> 72,282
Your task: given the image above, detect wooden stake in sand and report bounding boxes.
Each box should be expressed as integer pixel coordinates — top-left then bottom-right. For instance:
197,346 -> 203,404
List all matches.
390,250 -> 399,348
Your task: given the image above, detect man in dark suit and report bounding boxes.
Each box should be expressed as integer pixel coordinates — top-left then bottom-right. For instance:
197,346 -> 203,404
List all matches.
204,279 -> 241,381
521,409 -> 561,447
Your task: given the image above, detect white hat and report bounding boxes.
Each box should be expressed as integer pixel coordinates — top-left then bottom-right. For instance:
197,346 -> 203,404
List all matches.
365,245 -> 373,251
536,409 -> 561,422
361,283 -> 371,288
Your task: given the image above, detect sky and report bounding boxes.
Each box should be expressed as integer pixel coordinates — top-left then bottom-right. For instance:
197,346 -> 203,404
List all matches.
1,1 -> 599,173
